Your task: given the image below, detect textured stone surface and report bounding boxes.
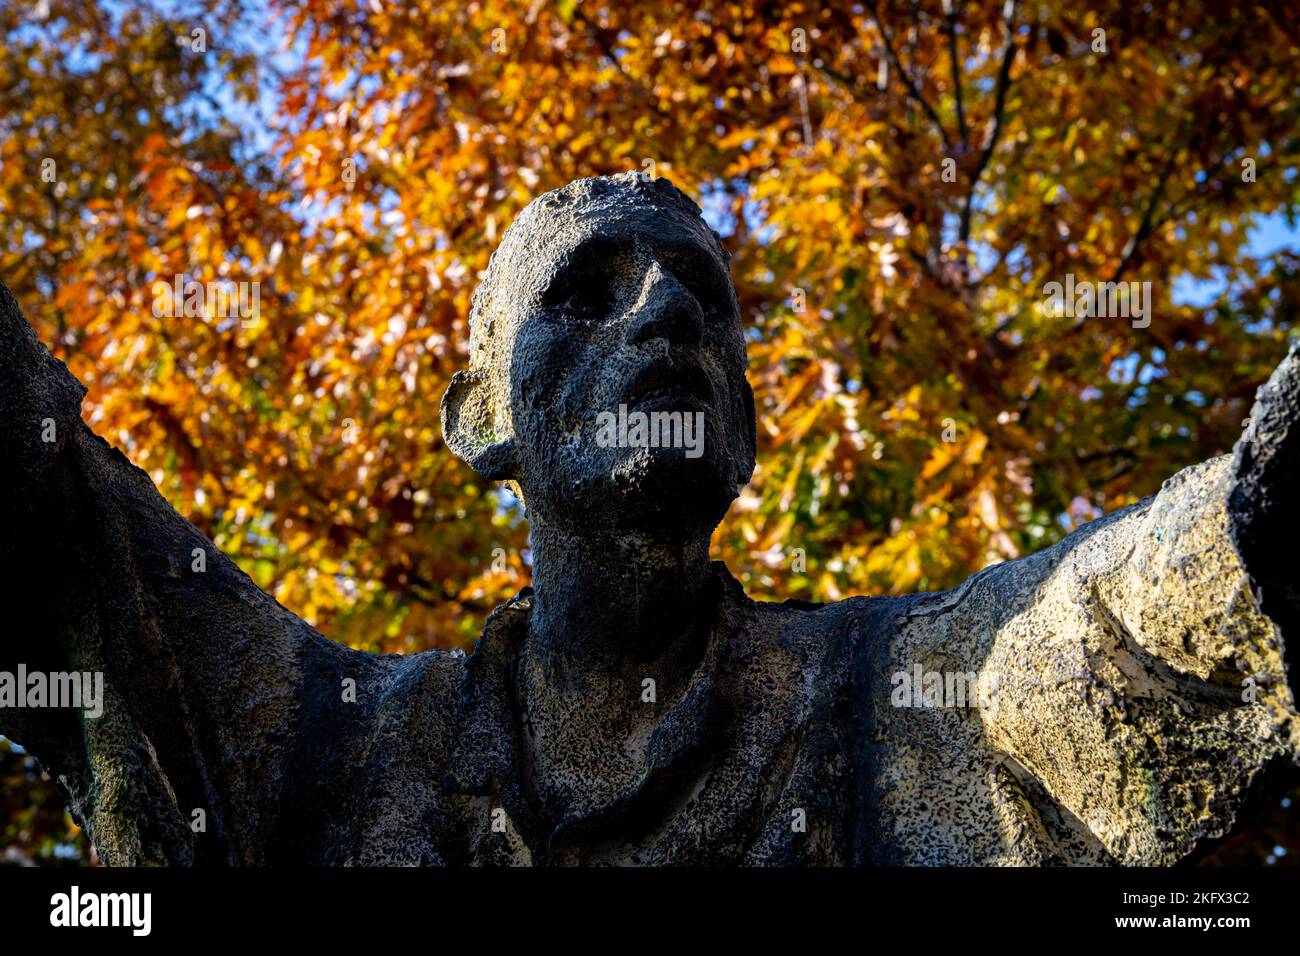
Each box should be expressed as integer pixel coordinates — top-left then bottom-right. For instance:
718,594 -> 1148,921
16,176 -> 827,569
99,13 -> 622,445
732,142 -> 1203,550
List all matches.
873,455 -> 1296,864
1,174 -> 1297,866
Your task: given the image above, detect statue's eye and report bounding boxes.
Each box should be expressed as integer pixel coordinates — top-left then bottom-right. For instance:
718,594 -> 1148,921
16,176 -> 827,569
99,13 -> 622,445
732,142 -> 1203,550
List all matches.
667,258 -> 724,313
560,273 -> 617,323
541,252 -> 623,323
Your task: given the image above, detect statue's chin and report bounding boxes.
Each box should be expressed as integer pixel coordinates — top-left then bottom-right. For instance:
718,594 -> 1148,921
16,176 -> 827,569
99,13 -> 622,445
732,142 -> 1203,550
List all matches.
608,445 -> 734,528
531,445 -> 731,534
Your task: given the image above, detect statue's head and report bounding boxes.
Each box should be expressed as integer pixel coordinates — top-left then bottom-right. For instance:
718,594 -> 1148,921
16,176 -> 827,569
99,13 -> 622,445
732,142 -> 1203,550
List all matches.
441,174 -> 756,536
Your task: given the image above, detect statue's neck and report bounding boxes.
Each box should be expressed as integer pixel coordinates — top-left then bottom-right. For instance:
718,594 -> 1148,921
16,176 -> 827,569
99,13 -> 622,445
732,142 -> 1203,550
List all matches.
524,520 -> 716,691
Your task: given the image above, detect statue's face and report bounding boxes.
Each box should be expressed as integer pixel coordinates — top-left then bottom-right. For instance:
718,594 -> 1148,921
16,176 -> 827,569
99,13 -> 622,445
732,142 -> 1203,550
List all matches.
444,188 -> 756,535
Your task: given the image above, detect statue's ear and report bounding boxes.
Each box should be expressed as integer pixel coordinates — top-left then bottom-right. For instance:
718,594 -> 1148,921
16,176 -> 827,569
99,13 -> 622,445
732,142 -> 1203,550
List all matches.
739,375 -> 757,483
439,370 -> 522,481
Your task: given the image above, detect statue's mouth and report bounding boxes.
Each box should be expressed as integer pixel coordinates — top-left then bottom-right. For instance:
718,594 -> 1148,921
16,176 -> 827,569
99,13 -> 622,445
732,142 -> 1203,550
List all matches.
624,357 -> 715,409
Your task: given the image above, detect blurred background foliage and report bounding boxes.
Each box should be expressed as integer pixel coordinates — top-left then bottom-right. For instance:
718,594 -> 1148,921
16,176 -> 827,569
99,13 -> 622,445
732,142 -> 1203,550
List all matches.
0,0 -> 1297,865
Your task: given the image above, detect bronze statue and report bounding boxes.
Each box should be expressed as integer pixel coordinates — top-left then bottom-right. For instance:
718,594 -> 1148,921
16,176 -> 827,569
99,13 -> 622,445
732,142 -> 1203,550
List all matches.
1,173 -> 1297,865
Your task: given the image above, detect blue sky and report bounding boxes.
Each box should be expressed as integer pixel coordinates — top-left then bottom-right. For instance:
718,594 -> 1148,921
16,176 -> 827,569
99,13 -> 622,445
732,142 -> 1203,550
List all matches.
1174,211 -> 1299,308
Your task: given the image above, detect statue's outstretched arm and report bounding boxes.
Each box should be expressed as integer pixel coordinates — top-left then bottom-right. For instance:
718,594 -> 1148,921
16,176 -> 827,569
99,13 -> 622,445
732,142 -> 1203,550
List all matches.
877,344 -> 1300,864
1228,341 -> 1300,699
0,282 -> 350,864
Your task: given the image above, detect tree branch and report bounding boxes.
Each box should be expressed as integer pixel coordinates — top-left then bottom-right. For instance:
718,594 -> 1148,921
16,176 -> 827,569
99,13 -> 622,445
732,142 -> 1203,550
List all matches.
868,2 -> 951,150
945,6 -> 968,145
958,0 -> 1018,245
1109,144 -> 1179,284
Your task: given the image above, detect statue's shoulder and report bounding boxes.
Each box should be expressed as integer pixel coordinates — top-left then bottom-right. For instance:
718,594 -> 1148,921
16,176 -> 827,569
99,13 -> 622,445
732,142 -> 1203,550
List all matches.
283,592 -> 542,864
714,560 -> 913,670
362,585 -> 535,706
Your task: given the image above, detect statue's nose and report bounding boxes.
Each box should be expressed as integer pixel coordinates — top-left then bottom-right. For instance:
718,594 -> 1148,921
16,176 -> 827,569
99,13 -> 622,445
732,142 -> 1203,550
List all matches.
626,261 -> 703,350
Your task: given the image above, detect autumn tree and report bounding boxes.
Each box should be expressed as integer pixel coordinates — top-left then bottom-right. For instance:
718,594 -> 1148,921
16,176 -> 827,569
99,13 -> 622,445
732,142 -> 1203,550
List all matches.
1,0 -> 1297,862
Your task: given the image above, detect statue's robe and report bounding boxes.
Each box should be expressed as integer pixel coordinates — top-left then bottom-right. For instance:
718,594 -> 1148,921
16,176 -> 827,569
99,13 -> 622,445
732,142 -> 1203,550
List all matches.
1,283 -> 1296,865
